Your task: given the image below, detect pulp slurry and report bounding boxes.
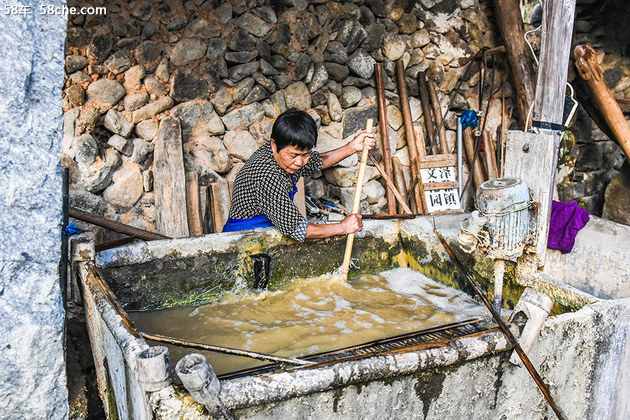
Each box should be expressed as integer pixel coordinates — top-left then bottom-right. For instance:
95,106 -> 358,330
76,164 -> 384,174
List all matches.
130,267 -> 489,375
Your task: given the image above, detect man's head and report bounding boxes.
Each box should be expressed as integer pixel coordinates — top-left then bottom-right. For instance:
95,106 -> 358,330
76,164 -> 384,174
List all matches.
270,110 -> 317,174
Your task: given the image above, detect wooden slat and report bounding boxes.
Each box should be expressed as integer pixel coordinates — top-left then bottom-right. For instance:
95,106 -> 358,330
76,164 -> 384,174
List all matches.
199,186 -> 211,234
209,182 -> 230,234
482,131 -> 499,179
423,181 -> 459,191
417,72 -> 436,154
419,154 -> 457,168
185,171 -> 203,237
151,116 -> 189,238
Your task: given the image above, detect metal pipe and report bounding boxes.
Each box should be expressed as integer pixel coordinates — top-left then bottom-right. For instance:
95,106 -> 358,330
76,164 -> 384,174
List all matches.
457,116 -> 463,196
434,229 -> 567,420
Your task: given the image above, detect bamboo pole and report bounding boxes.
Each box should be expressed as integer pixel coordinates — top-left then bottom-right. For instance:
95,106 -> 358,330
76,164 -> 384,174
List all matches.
427,80 -> 450,154
374,62 -> 396,214
574,44 -> 630,161
395,61 -> 424,213
340,119 -> 373,281
417,72 -> 437,154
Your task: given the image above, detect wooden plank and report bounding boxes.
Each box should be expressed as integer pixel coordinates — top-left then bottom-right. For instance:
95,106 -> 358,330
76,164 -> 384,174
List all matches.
209,182 -> 230,233
574,45 -> 630,161
199,186 -> 211,234
491,0 -> 537,127
375,62 -> 397,214
185,171 -> 203,237
532,0 -> 576,126
419,154 -> 457,168
154,116 -> 189,238
463,129 -> 486,191
482,131 -> 499,179
423,182 -> 459,191
504,130 -> 558,259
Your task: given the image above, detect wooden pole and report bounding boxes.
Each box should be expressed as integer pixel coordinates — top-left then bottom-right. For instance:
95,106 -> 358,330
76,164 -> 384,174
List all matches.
395,60 -> 424,213
427,80 -> 450,154
463,129 -> 485,190
491,0 -> 537,127
341,119 -> 373,281
392,156 -> 410,214
374,62 -> 397,214
574,45 -> 630,161
482,131 -> 499,179
209,182 -> 231,233
368,154 -> 413,214
185,172 -> 204,237
417,72 -> 437,154
69,207 -> 169,241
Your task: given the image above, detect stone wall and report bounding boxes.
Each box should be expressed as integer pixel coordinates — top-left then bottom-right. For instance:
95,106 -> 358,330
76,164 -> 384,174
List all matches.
62,0 -> 510,237
0,2 -> 68,419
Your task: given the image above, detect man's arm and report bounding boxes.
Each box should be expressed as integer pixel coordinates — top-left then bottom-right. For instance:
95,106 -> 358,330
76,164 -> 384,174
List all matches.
320,131 -> 377,170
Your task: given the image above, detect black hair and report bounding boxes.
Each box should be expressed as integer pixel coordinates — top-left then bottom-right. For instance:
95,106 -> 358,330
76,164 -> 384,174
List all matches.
271,109 -> 317,151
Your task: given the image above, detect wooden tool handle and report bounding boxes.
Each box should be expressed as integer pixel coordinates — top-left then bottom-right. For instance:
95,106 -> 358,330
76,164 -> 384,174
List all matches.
341,119 -> 373,280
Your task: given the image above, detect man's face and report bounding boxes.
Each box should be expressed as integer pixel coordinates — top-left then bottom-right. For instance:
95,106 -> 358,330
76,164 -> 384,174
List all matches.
271,141 -> 312,174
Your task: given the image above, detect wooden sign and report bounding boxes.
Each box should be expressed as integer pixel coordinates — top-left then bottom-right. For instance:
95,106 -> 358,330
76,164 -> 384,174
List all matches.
417,154 -> 461,214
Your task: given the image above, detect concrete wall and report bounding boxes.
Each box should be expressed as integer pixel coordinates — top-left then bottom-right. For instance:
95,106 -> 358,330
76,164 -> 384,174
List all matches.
0,2 -> 68,419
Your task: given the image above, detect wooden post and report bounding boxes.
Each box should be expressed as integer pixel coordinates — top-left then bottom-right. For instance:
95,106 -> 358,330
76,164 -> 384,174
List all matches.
482,131 -> 499,179
198,186 -> 211,234
505,0 -> 577,262
417,72 -> 436,154
395,60 -> 424,213
185,172 -> 204,237
427,80 -> 450,154
492,0 -> 537,127
154,116 -> 189,238
574,45 -> 630,161
209,182 -> 231,233
375,62 -> 397,214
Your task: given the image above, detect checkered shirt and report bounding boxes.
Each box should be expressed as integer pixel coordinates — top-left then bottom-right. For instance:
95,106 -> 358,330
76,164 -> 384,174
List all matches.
228,142 -> 322,242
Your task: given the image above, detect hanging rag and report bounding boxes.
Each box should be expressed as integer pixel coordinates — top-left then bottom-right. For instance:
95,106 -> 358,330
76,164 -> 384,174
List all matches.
223,175 -> 298,232
547,200 -> 590,254
461,110 -> 479,131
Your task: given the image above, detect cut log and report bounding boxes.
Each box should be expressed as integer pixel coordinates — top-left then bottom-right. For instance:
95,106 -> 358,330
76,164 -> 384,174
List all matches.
185,172 -> 203,237
154,116 -> 189,238
491,0 -> 537,127
574,44 -> 630,161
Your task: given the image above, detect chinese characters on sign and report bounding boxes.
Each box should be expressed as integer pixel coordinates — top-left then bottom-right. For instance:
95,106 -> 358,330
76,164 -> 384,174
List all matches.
420,166 -> 461,213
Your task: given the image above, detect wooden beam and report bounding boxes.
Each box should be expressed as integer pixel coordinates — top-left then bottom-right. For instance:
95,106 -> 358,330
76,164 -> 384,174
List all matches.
491,0 -> 537,127
185,171 -> 203,237
574,45 -> 630,161
375,62 -> 396,214
154,116 -> 189,238
532,0 -> 577,126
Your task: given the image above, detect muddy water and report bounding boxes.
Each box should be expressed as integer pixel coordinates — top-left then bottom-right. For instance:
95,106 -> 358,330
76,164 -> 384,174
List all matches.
130,267 -> 488,375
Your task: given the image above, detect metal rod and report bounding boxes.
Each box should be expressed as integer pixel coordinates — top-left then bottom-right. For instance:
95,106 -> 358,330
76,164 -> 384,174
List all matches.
457,116 -> 463,196
87,265 -> 313,367
433,229 -> 567,420
143,333 -> 315,367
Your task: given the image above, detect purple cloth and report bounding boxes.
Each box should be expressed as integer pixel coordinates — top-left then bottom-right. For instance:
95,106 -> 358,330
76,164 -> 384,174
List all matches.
547,200 -> 590,254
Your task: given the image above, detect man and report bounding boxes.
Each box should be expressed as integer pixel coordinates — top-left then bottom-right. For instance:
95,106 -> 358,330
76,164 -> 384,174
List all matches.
223,109 -> 377,242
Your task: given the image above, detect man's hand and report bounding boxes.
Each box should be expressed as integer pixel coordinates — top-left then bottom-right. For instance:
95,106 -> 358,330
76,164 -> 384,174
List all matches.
341,213 -> 363,234
349,130 -> 377,153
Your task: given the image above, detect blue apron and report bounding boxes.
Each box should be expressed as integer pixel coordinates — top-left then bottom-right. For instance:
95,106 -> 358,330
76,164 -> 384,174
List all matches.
222,175 -> 298,233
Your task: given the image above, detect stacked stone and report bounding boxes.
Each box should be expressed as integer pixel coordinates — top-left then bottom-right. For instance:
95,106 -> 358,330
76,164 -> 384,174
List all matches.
62,0 -> 505,233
